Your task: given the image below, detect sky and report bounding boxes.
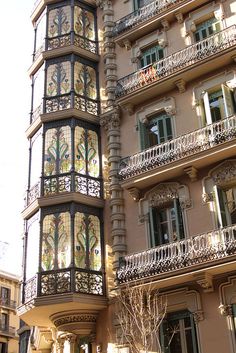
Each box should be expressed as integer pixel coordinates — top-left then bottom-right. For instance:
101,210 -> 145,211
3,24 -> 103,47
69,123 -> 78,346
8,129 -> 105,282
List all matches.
0,0 -> 34,275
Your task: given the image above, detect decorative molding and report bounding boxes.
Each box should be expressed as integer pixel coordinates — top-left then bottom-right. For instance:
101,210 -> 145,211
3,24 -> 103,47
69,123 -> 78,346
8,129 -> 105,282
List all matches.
202,192 -> 214,203
194,273 -> 213,293
180,198 -> 192,209
210,160 -> 236,187
128,187 -> 141,202
164,105 -> 176,116
161,19 -> 170,31
123,103 -> 134,116
219,304 -> 233,317
184,166 -> 198,182
100,106 -> 121,131
175,12 -> 184,24
123,39 -> 132,50
149,183 -> 179,207
54,314 -> 97,327
192,310 -> 204,322
159,39 -> 168,48
175,79 -> 186,93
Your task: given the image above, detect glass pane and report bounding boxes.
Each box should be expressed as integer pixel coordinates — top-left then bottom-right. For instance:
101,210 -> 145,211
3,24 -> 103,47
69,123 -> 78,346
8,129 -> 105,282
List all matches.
31,131 -> 42,186
57,212 -> 71,269
86,66 -> 97,99
75,126 -> 86,174
48,6 -> 71,38
33,65 -> 44,111
88,215 -> 101,270
84,10 -> 95,40
58,126 -> 71,173
209,90 -> 224,122
158,119 -> 165,143
42,214 -> 56,270
60,62 -> 71,94
74,61 -> 85,95
186,329 -> 195,353
74,6 -> 83,36
87,130 -> 99,177
35,11 -> 46,52
44,128 -> 57,176
26,213 -> 40,280
74,212 -> 87,268
166,117 -> 173,140
47,62 -> 71,96
147,122 -> 159,146
47,64 -> 58,96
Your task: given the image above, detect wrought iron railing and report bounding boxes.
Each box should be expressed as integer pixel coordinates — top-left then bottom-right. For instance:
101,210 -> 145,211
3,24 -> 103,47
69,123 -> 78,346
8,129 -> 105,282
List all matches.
25,172 -> 103,207
117,224 -> 236,283
119,115 -> 236,180
33,33 -> 98,61
0,298 -> 16,309
113,0 -> 182,36
23,267 -> 104,303
116,25 -> 236,98
0,325 -> 16,336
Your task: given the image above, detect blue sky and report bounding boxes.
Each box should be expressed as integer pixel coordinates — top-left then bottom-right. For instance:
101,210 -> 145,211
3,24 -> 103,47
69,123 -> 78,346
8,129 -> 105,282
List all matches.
0,0 -> 34,274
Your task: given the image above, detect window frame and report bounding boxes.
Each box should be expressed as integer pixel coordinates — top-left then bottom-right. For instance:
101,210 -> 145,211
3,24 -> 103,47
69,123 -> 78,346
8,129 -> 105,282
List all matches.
140,44 -> 164,68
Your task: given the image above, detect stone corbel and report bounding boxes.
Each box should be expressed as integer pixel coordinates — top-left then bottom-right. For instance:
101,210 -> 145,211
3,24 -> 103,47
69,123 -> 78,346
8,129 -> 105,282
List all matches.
194,273 -> 214,293
161,19 -> 170,31
219,304 -> 233,316
175,79 -> 186,93
175,12 -> 184,24
123,39 -> 132,50
123,103 -> 134,116
184,166 -> 198,182
159,38 -> 168,48
190,21 -> 196,33
180,198 -> 192,209
164,105 -> 176,116
128,187 -> 141,201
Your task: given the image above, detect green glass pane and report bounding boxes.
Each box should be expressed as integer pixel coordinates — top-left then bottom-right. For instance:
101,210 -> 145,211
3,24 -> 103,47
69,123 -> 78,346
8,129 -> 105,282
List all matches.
42,215 -> 56,270
75,126 -> 86,174
44,128 -> 57,176
87,130 -> 99,177
57,212 -> 71,269
88,215 -> 101,271
74,212 -> 87,268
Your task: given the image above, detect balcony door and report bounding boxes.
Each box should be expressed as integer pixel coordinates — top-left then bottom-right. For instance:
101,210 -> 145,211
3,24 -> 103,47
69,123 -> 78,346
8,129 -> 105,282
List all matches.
140,45 -> 164,68
150,199 -> 184,246
215,186 -> 236,228
194,17 -> 221,42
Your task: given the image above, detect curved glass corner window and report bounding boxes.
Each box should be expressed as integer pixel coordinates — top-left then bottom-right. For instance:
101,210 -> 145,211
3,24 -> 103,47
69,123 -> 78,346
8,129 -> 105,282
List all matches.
25,212 -> 40,280
43,120 -> 101,198
41,212 -> 71,271
74,212 -> 101,271
140,113 -> 173,149
45,57 -> 99,115
140,45 -> 164,68
34,10 -> 46,60
46,2 -> 97,53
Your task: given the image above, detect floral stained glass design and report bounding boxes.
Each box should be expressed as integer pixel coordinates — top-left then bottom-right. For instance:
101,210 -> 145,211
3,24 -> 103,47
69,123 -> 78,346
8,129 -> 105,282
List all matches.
74,212 -> 101,270
48,6 -> 71,38
74,6 -> 95,40
74,126 -> 99,177
44,126 -> 71,176
47,61 -> 71,97
74,61 -> 97,99
41,212 -> 71,270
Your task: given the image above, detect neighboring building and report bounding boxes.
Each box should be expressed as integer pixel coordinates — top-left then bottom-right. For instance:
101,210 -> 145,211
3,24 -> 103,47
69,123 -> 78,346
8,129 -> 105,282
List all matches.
0,271 -> 20,353
18,0 -> 236,353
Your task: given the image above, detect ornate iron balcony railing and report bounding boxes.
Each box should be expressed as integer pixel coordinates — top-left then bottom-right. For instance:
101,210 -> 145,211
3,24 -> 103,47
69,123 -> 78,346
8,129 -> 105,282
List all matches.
116,25 -> 236,98
25,172 -> 103,207
0,298 -> 16,309
117,224 -> 236,283
113,0 -> 182,36
33,33 -> 98,61
23,267 -> 104,303
119,115 -> 236,180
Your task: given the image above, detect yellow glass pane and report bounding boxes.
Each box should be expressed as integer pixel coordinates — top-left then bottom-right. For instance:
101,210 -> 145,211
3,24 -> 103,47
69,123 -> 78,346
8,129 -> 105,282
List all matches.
86,66 -> 97,99
42,215 -> 56,270
74,126 -> 86,174
87,130 -> 99,177
44,128 -> 57,176
74,212 -> 87,268
48,6 -> 71,38
58,212 -> 71,269
74,61 -> 84,95
88,215 -> 101,271
74,6 -> 83,36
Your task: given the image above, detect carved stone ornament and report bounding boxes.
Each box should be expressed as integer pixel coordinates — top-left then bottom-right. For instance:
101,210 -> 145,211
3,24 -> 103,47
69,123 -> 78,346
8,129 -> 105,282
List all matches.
211,160 -> 236,187
175,79 -> 186,93
180,198 -> 192,209
192,311 -> 204,323
54,314 -> 97,327
202,192 -> 214,203
175,12 -> 184,24
149,184 -> 179,207
100,106 -> 121,130
184,166 -> 198,182
164,105 -> 176,116
219,304 -> 233,316
128,187 -> 140,201
96,0 -> 113,9
194,273 -> 213,293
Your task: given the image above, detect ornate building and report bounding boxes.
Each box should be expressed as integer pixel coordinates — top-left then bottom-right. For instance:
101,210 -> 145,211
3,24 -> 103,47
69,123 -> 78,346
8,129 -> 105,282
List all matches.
18,0 -> 236,353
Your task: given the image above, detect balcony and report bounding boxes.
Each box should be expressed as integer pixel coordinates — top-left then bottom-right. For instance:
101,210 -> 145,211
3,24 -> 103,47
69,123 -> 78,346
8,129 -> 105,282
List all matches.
117,224 -> 236,286
116,26 -> 236,107
0,325 -> 16,338
0,298 -> 16,310
113,0 -> 209,46
119,115 -> 236,189
19,267 -> 106,326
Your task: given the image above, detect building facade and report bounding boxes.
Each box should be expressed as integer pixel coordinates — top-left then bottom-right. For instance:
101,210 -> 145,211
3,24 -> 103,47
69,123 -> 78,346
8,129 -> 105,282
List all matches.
19,0 -> 236,352
0,271 -> 20,353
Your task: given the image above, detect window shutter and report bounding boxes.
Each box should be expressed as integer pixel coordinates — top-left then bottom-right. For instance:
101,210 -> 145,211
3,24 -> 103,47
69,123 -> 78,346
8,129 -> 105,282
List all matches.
139,120 -> 149,150
203,91 -> 212,125
214,186 -> 228,228
174,199 -> 185,240
222,84 -> 234,118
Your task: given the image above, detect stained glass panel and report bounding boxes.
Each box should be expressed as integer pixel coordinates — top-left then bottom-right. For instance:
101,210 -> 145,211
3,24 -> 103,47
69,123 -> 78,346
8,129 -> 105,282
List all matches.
42,214 -> 56,270
44,126 -> 71,176
74,212 -> 87,268
87,130 -> 99,177
57,212 -> 71,269
75,126 -> 86,174
74,61 -> 85,96
48,6 -> 71,38
46,61 -> 71,97
86,66 -> 97,99
74,6 -> 95,40
88,215 -> 101,271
